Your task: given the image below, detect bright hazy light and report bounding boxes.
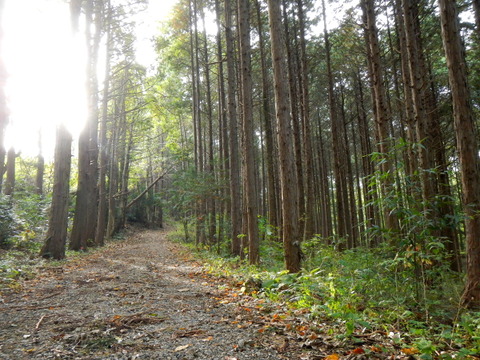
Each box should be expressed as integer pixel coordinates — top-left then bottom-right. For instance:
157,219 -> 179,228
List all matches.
135,0 -> 177,69
3,0 -> 87,159
2,0 -> 177,159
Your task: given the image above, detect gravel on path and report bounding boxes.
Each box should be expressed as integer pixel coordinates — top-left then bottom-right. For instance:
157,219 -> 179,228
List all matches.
0,229 -> 302,360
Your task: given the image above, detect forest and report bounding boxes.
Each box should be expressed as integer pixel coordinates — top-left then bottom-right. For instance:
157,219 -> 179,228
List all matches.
1,0 -> 480,358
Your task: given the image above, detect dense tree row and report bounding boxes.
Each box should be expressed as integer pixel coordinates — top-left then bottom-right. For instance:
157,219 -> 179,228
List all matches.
152,0 -> 480,308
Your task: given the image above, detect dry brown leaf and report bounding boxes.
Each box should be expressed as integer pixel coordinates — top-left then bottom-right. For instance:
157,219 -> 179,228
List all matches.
324,354 -> 340,360
351,347 -> 365,354
401,347 -> 419,355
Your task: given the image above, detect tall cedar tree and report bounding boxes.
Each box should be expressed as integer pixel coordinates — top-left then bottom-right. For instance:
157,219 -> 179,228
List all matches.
40,125 -> 72,259
70,0 -> 101,250
224,0 -> 243,256
238,0 -> 260,264
439,0 -> 480,309
267,0 -> 301,272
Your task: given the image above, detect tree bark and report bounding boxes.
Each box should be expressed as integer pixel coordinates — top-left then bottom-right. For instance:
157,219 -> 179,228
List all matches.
282,0 -> 305,242
267,0 -> 301,272
255,0 -> 279,232
40,124 -> 72,259
238,0 -> 259,264
3,147 -> 15,196
438,0 -> 480,308
200,6 -> 217,245
296,0 -> 314,241
361,0 -> 399,233
323,0 -> 351,247
224,0 -> 243,256
95,0 -> 112,247
70,0 -> 101,250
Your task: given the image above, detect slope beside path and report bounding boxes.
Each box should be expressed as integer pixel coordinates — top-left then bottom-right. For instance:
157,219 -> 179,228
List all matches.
0,229 -> 297,360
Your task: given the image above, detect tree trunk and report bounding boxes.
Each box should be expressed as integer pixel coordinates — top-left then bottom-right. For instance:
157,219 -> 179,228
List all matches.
282,0 -> 305,242
95,0 -> 112,247
224,0 -> 243,256
361,0 -> 399,233
402,0 -> 436,208
215,0 -> 229,245
3,147 -> 15,196
395,0 -> 418,179
36,131 -> 44,196
438,0 -> 480,309
355,70 -> 378,244
40,124 -> 72,260
201,6 -> 216,245
296,0 -> 314,241
238,0 -> 259,264
255,0 -> 279,232
70,0 -> 100,250
322,0 -> 351,246
267,0 -> 301,272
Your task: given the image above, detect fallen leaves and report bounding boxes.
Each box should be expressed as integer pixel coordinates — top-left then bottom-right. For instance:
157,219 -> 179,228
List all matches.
324,354 -> 340,360
107,312 -> 167,331
349,347 -> 365,354
401,347 -> 419,355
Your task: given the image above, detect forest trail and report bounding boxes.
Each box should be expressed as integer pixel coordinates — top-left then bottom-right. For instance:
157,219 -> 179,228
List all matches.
0,229 -> 303,360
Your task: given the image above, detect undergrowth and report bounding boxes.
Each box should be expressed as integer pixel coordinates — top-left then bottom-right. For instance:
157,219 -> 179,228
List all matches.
167,222 -> 480,358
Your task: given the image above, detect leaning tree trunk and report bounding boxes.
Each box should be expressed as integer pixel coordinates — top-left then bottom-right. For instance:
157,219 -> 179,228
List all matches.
438,0 -> 480,309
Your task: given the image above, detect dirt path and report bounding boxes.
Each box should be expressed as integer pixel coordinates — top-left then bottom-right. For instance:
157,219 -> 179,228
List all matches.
0,229 -> 303,360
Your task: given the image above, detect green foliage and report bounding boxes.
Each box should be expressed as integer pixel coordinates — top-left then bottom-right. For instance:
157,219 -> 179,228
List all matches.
0,195 -> 15,249
178,219 -> 479,356
0,178 -> 52,287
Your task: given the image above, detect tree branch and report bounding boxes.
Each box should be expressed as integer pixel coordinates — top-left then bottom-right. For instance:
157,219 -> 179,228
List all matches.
126,167 -> 172,209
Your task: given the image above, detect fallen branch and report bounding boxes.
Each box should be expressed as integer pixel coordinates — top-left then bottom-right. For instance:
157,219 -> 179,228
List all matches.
35,314 -> 47,330
126,167 -> 173,210
0,304 -> 65,312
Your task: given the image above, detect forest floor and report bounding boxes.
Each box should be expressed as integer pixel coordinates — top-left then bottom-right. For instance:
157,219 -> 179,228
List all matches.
0,228 -> 419,360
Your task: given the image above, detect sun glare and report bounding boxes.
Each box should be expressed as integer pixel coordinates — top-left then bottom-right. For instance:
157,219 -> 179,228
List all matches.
3,0 -> 87,159
2,0 -> 177,159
